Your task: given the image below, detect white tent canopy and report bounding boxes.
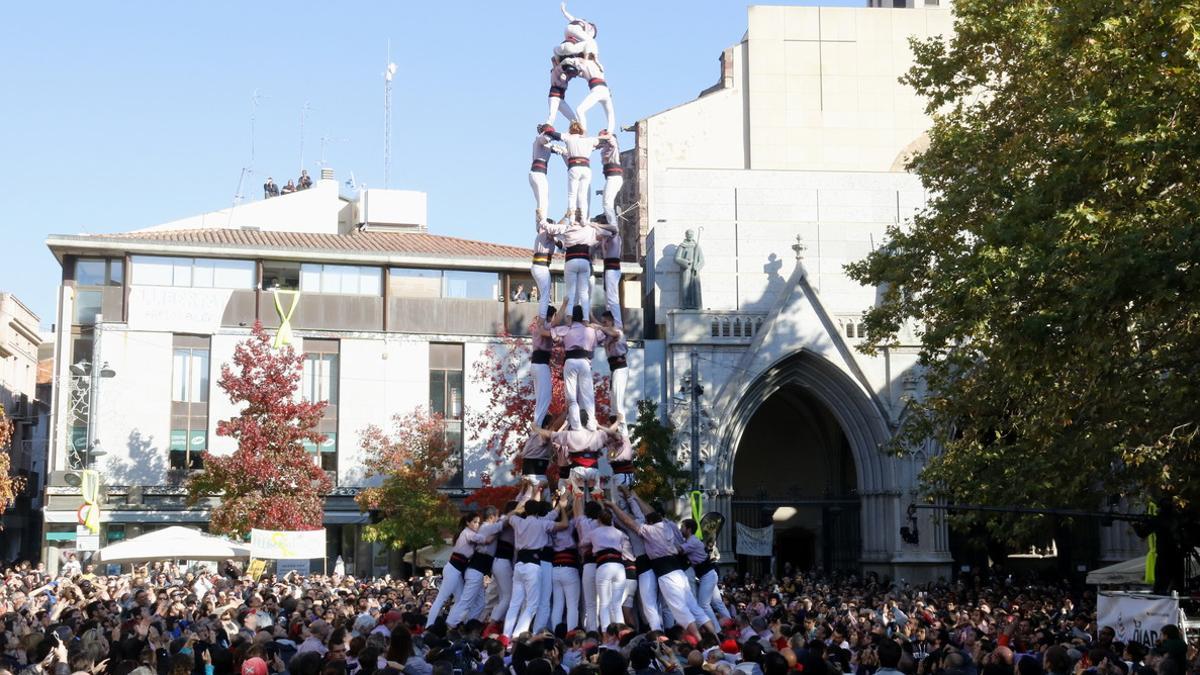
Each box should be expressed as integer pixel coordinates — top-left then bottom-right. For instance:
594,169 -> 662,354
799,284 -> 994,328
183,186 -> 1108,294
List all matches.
96,526 -> 252,564
402,544 -> 452,569
1087,550 -> 1200,587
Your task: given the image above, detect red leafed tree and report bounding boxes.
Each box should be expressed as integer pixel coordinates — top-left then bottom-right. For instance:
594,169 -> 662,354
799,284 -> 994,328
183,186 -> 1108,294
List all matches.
464,473 -> 521,511
355,409 -> 460,553
469,324 -> 610,476
0,404 -> 25,525
186,322 -> 331,537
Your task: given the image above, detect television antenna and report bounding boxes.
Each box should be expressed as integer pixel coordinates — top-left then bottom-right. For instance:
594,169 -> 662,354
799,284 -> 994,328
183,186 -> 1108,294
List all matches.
384,41 -> 398,188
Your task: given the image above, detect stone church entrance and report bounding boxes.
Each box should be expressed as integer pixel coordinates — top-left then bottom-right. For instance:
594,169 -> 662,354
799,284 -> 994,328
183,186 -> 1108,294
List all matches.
730,386 -> 861,576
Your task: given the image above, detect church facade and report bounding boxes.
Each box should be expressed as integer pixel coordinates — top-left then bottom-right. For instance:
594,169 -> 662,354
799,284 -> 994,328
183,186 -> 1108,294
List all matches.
620,4 -> 1142,581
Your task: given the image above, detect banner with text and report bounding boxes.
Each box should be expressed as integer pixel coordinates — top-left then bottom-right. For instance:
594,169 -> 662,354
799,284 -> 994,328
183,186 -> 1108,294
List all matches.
1097,592 -> 1181,647
735,523 -> 775,556
250,529 -> 326,560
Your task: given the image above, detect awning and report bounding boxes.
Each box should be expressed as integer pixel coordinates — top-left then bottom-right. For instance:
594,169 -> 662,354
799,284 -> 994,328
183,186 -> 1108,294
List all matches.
96,526 -> 251,563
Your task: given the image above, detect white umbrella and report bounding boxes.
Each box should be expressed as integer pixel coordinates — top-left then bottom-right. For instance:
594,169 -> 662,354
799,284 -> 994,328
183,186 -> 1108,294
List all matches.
402,544 -> 453,568
96,526 -> 251,564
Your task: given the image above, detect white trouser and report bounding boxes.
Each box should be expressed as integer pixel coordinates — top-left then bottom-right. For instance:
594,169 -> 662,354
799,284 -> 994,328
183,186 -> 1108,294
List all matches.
697,569 -> 728,625
565,166 -> 592,219
531,361 -> 552,428
489,558 -> 513,622
682,576 -> 710,630
581,562 -> 598,631
609,471 -> 634,505
638,569 -> 663,631
531,264 -> 552,322
595,561 -> 626,631
447,567 -> 486,626
567,465 -> 600,495
604,268 -> 622,327
425,566 -> 465,627
563,258 -> 592,321
546,94 -> 577,127
551,564 -> 582,630
529,171 -> 550,221
622,576 -> 638,608
609,365 -> 627,423
504,560 -> 541,637
576,85 -> 616,133
535,560 -> 553,631
657,569 -> 701,628
562,357 -> 596,430
602,174 -> 623,233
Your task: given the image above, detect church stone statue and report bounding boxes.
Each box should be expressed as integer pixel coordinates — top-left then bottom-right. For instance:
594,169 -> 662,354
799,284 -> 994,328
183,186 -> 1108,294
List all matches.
674,229 -> 705,309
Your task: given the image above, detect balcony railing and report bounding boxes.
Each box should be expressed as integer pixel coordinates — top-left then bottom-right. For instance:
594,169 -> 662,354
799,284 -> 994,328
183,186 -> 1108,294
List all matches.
668,310 -> 768,345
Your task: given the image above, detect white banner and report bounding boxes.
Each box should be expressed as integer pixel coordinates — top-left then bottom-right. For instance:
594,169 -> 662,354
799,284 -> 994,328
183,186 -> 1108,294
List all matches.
735,523 -> 774,556
250,529 -> 326,560
1097,592 -> 1180,646
127,286 -> 232,333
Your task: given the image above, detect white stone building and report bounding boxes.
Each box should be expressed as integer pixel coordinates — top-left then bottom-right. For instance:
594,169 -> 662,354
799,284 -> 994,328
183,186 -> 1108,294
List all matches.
40,171 -> 647,576
620,4 -> 1141,581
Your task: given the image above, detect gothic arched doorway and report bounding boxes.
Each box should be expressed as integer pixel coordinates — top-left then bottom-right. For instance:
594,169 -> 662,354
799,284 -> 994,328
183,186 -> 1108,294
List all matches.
731,386 -> 860,576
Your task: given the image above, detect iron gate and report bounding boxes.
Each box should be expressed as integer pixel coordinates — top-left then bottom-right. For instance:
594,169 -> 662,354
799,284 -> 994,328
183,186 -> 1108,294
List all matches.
731,499 -> 861,576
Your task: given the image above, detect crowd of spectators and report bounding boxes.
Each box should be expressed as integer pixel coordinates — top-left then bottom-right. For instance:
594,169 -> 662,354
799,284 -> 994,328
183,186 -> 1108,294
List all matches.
1,560 -> 1193,675
264,172 -> 313,198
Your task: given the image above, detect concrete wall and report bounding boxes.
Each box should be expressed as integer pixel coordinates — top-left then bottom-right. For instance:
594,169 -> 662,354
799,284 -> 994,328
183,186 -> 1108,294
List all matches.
649,168 -> 924,321
94,330 -> 173,485
139,179 -> 347,235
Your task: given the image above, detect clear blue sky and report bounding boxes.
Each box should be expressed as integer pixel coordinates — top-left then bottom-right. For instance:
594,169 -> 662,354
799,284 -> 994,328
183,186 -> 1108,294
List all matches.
0,1 -> 861,325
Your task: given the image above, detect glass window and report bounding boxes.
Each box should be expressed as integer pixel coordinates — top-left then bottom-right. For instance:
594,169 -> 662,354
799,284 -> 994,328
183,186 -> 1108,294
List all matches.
429,370 -> 446,416
131,256 -> 254,289
263,261 -> 301,290
302,354 -> 339,405
429,343 -> 465,483
170,429 -> 206,471
444,271 -> 500,300
172,347 -> 209,403
389,268 -> 442,298
74,290 -> 103,325
300,264 -> 381,295
172,259 -> 193,287
75,259 -> 107,285
109,259 -> 124,286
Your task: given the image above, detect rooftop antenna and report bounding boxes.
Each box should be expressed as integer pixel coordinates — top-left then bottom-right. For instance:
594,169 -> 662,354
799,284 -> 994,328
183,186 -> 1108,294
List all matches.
299,100 -> 313,174
384,40 -> 398,188
319,134 -> 350,168
233,89 -> 266,208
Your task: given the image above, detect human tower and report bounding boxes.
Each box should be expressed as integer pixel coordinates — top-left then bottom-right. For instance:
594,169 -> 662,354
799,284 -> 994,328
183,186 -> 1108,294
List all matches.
421,5 -> 730,644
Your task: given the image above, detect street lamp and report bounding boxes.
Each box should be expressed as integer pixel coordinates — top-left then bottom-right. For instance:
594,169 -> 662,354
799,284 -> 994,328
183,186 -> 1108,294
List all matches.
69,359 -> 116,470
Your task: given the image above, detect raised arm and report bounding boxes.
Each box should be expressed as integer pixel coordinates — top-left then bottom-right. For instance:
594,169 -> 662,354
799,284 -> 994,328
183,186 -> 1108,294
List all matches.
607,499 -> 640,532
560,2 -> 575,22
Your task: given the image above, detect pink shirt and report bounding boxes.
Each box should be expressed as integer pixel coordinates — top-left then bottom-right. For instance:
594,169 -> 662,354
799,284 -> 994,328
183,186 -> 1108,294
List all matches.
550,428 -> 609,454
554,323 -> 602,352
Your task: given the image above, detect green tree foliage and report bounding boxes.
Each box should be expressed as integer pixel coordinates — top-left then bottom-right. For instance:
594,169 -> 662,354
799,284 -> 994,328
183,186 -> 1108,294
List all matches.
628,400 -> 688,507
355,409 -> 460,556
845,0 -> 1200,574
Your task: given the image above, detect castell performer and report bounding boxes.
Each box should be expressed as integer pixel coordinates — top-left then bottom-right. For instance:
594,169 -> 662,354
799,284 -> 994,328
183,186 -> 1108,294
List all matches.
574,56 -> 616,135
604,415 -> 634,505
560,122 -> 605,225
487,501 -> 517,631
503,490 -> 569,638
610,492 -> 716,641
552,305 -> 604,430
531,222 -> 566,326
681,518 -> 730,628
573,496 -> 602,632
596,311 -> 627,423
521,412 -> 560,493
533,421 -> 619,497
425,511 -> 494,628
446,508 -> 504,627
558,221 -> 598,322
544,57 -> 581,135
581,501 -> 634,632
529,124 -> 564,227
531,308 -> 563,429
593,214 -> 622,329
549,499 -> 582,630
555,3 -> 600,62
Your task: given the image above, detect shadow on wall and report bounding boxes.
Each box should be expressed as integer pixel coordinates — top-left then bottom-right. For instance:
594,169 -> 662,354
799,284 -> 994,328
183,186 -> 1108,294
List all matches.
102,430 -> 166,487
654,238 -> 791,313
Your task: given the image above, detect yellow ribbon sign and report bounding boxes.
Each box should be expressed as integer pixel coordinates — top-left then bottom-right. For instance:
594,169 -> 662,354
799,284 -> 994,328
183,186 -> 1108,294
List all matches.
80,469 -> 101,535
690,490 -> 704,540
272,289 -> 301,349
